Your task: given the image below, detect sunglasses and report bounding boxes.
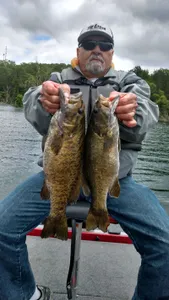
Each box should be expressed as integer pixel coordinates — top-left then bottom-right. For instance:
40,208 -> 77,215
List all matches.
79,40 -> 113,52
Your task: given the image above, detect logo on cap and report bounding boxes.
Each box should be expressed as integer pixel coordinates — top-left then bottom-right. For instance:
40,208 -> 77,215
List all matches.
87,24 -> 106,31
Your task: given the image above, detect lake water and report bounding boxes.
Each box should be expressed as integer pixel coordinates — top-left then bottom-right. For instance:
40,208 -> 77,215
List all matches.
0,104 -> 169,213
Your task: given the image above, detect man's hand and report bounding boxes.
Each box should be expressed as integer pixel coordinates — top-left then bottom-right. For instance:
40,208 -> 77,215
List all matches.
40,81 -> 70,114
109,91 -> 138,127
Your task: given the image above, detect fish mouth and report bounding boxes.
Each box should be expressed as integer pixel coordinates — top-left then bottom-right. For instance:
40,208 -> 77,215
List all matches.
59,89 -> 82,107
68,91 -> 82,104
98,95 -> 110,108
99,94 -> 120,111
67,92 -> 84,112
68,98 -> 80,104
101,100 -> 110,108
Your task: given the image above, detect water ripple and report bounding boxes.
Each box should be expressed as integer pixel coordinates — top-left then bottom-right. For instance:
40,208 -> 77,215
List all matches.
0,105 -> 169,214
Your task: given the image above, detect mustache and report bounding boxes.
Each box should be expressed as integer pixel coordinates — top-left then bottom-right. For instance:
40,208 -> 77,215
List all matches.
88,54 -> 104,63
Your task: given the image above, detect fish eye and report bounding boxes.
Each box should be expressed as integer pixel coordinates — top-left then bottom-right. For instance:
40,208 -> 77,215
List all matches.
78,108 -> 83,114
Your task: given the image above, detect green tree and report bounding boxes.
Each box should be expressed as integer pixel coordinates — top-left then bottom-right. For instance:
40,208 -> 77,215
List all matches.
152,69 -> 169,99
0,61 -> 169,121
133,66 -> 150,82
15,94 -> 23,107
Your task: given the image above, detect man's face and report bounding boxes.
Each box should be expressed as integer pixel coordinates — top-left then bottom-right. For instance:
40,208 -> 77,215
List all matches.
77,35 -> 114,78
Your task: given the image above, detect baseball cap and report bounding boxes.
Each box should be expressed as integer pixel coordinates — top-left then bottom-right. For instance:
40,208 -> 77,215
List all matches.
78,22 -> 114,45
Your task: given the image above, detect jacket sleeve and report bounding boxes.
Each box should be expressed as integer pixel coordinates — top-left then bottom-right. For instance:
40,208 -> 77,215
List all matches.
119,70 -> 159,143
22,72 -> 62,135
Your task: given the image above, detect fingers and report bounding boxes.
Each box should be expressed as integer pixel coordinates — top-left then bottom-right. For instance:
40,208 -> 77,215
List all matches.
41,100 -> 60,114
41,81 -> 60,95
40,94 -> 60,113
117,93 -> 137,106
61,84 -> 70,94
115,103 -> 138,114
61,84 -> 70,103
109,91 -> 138,127
109,91 -> 126,100
40,81 -> 60,113
122,119 -> 137,128
117,107 -> 137,128
40,84 -> 138,127
117,110 -> 136,121
41,92 -> 60,103
40,81 -> 70,114
109,92 -> 137,106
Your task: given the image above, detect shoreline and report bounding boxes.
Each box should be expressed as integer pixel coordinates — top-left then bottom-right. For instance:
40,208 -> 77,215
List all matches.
0,102 -> 169,123
0,102 -> 22,108
159,117 -> 169,123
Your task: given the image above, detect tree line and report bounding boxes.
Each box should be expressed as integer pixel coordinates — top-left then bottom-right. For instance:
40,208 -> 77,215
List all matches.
0,60 -> 169,121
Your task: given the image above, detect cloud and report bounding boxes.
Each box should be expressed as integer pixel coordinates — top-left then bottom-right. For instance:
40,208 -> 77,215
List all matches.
0,0 -> 168,71
115,0 -> 169,24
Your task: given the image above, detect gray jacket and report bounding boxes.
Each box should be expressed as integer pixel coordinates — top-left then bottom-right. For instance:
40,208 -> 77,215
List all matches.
23,65 -> 159,179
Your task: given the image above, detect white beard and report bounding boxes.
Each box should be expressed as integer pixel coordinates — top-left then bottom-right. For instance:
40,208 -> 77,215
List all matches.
86,61 -> 104,75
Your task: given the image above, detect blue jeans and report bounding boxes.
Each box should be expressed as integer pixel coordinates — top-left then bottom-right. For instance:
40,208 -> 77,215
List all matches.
0,171 -> 169,300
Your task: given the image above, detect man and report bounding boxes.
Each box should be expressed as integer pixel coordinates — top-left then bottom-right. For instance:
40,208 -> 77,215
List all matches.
0,22 -> 169,300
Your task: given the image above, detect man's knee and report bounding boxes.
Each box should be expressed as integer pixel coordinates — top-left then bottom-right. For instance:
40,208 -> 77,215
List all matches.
0,201 -> 17,236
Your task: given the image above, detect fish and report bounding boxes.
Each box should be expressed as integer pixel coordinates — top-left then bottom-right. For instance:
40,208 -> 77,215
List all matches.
40,88 -> 85,240
82,94 -> 121,232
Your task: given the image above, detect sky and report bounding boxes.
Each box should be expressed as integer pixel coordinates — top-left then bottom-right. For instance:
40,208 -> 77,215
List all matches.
0,0 -> 168,72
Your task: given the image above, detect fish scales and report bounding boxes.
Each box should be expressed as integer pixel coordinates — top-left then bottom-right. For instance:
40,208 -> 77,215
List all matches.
82,94 -> 121,232
41,88 -> 85,240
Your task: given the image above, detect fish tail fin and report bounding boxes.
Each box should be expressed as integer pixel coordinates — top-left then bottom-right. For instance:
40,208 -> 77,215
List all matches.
41,215 -> 68,240
86,208 -> 110,232
86,209 -> 97,231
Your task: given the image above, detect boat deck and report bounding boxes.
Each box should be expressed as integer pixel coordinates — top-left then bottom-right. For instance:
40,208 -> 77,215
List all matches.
27,223 -> 140,300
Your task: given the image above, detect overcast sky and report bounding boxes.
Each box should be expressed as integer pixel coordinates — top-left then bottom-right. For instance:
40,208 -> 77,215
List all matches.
0,0 -> 168,72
